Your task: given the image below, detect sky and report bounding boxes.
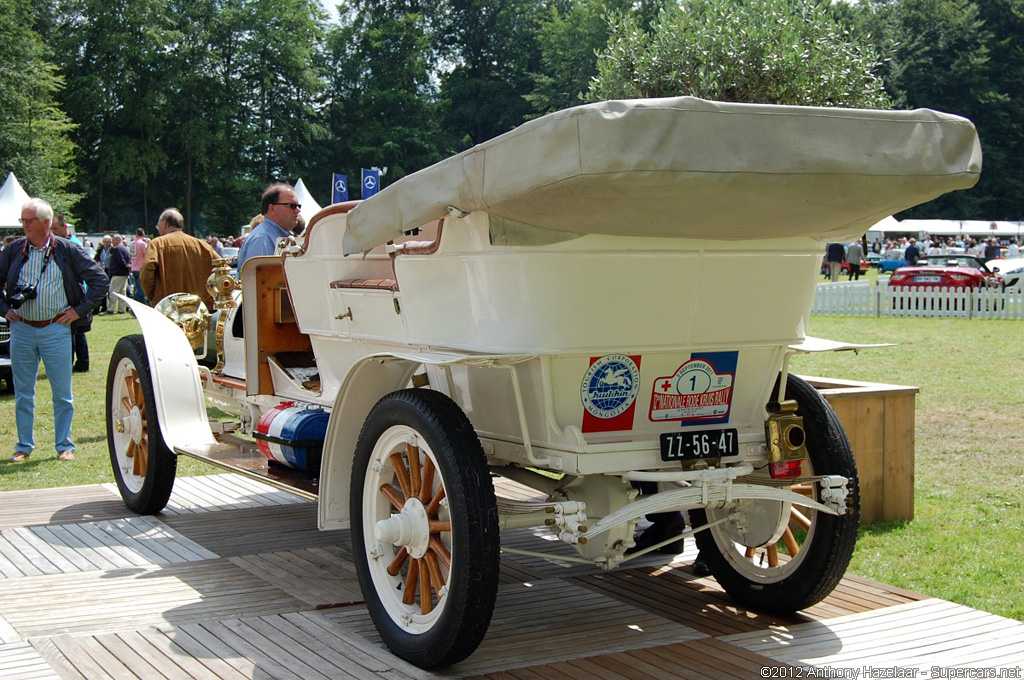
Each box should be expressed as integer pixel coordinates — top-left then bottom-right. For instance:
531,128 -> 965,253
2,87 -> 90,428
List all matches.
319,0 -> 339,22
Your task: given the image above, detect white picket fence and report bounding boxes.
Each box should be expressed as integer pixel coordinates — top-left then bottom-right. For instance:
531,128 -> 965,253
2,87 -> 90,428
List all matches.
812,281 -> 1024,319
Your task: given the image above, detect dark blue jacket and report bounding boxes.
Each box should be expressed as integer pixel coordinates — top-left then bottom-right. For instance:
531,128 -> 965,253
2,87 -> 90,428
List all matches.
108,243 -> 132,276
0,235 -> 109,332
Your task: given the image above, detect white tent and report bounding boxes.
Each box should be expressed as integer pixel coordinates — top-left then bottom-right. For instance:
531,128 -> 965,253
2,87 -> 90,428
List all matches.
0,172 -> 30,228
901,218 -> 1024,239
865,215 -> 901,244
293,178 -> 322,223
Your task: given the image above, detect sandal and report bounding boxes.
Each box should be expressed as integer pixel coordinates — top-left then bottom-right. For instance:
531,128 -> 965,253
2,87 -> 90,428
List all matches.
9,452 -> 30,463
58,451 -> 75,462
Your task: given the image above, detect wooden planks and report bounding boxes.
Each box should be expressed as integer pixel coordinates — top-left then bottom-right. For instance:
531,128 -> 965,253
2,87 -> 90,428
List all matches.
0,516 -> 217,578
0,485 -> 129,530
104,472 -> 313,516
228,546 -> 364,609
573,564 -> 926,638
0,641 -> 60,680
328,578 -> 707,677
0,560 -> 307,639
160,504 -> 345,558
0,476 -> 1020,679
722,598 -> 1024,670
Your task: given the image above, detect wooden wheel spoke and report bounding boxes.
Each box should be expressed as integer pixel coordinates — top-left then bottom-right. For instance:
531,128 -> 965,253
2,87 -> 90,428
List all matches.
402,558 -> 419,606
125,439 -> 136,459
426,485 -> 446,516
419,557 -> 432,614
387,547 -> 409,577
429,520 -> 451,534
123,373 -> 136,404
791,507 -> 811,532
133,443 -> 147,477
745,547 -> 756,559
791,484 -> 814,497
424,551 -> 445,596
389,452 -> 412,499
131,376 -> 144,407
429,537 -> 452,569
419,457 -> 435,504
407,444 -> 421,498
782,527 -> 800,557
120,396 -> 134,414
379,483 -> 405,510
766,544 -> 779,568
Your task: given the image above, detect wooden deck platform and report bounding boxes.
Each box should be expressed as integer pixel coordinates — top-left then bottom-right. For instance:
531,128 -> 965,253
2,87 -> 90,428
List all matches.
0,474 -> 1020,679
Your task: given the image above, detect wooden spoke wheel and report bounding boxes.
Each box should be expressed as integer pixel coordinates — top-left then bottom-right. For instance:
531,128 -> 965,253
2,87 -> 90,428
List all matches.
693,374 -> 860,613
106,335 -> 176,514
351,390 -> 498,669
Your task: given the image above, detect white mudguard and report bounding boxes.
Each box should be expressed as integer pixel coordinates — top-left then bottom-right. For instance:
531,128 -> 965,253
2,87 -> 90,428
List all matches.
117,295 -> 217,453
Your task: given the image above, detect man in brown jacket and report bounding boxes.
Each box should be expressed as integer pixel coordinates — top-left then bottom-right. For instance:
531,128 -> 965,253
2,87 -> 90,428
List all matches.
140,208 -> 219,310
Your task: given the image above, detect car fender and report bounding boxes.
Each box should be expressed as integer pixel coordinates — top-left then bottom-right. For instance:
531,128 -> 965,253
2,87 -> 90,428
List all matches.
117,295 -> 217,453
317,350 -> 531,530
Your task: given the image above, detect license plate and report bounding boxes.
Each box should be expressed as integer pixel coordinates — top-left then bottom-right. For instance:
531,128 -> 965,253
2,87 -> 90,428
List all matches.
660,428 -> 739,461
915,275 -> 942,283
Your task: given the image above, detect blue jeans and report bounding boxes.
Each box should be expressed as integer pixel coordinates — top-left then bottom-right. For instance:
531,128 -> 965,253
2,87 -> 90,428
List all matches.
11,321 -> 74,455
130,271 -> 147,303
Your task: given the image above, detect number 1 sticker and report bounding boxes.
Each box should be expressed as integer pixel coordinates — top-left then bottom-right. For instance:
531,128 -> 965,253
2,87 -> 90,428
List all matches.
649,351 -> 737,424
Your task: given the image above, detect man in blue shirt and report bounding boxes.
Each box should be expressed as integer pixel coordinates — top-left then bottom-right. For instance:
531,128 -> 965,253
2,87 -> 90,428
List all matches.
237,183 -> 300,271
1,199 -> 108,462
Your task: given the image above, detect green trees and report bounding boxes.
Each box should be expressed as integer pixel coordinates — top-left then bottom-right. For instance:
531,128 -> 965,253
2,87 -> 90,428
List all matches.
588,0 -> 890,107
1,0 -> 1021,231
0,0 -> 77,212
856,0 -> 1022,218
317,1 -> 444,192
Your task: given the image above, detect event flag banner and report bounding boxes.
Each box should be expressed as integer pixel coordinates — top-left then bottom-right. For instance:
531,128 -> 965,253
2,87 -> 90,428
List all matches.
361,168 -> 380,199
332,173 -> 348,203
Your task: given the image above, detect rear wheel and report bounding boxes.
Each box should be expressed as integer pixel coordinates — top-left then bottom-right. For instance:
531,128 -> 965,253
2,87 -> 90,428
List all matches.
692,374 -> 859,612
106,335 -> 177,514
351,389 -> 499,669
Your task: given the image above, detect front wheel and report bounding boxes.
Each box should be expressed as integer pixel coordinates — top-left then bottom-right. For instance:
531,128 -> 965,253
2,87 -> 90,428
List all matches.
350,390 -> 499,669
692,374 -> 859,613
106,335 -> 177,514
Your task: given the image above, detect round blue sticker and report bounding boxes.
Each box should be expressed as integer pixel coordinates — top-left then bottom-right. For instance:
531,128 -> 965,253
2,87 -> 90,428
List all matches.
581,355 -> 641,419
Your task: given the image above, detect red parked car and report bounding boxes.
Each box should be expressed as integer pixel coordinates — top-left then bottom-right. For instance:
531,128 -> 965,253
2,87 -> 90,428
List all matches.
888,254 -> 1004,290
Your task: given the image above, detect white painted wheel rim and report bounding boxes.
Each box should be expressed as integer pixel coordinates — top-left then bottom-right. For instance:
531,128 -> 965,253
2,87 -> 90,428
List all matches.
362,425 -> 453,633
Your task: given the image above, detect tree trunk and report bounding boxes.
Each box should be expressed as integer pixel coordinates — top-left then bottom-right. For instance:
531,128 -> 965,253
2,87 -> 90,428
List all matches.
96,169 -> 104,232
185,156 -> 193,234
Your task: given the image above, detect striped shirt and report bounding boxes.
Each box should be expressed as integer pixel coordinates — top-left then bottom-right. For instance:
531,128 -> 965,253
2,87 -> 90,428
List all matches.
17,237 -> 68,321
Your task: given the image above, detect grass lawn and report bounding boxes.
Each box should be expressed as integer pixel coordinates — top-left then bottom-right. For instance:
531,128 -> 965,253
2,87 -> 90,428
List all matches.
0,313 -> 211,490
1,312 -> 1021,620
792,315 -> 1024,621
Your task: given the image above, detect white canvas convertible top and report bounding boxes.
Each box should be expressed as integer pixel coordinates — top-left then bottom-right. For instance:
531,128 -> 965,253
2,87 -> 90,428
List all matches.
343,97 -> 981,255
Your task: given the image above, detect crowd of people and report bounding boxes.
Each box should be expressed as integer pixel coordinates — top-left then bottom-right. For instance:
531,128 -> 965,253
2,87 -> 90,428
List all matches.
0,182 -> 303,464
874,234 -> 1020,261
825,233 -> 1022,283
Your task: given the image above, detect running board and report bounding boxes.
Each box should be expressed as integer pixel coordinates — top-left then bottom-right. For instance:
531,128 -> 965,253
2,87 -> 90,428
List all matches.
173,434 -> 319,501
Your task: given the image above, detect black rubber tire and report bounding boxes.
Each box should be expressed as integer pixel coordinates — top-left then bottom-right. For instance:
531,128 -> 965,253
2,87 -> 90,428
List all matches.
350,389 -> 499,669
106,335 -> 177,514
692,373 -> 860,613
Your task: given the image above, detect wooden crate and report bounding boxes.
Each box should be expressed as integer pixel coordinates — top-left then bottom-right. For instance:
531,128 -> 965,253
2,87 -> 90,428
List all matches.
800,375 -> 918,524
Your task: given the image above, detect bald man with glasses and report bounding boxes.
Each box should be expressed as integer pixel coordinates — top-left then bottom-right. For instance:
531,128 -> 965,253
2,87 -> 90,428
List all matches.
237,183 -> 300,271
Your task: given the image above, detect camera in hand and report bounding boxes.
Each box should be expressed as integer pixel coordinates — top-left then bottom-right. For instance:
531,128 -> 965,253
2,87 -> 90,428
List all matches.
5,285 -> 37,310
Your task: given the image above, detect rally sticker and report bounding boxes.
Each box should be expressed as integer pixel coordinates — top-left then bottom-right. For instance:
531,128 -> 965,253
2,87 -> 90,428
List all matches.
581,354 -> 642,433
649,352 -> 737,424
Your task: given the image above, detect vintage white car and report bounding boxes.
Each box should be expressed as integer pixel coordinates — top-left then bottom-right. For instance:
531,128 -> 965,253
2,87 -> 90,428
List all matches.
105,97 -> 980,669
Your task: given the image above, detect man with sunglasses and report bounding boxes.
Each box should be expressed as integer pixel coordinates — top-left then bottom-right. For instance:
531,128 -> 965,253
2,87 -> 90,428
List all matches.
141,208 -> 219,310
237,183 -> 300,271
0,198 -> 108,463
